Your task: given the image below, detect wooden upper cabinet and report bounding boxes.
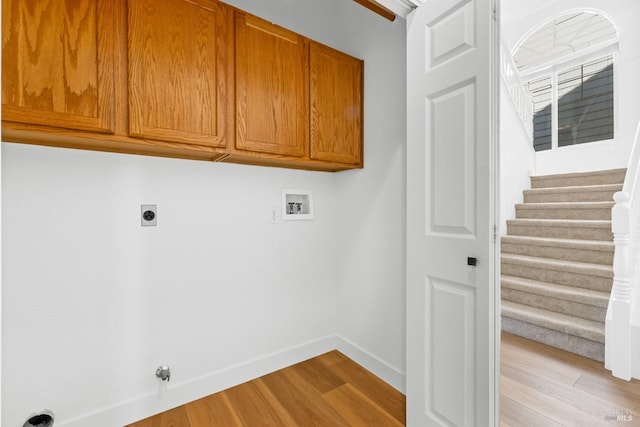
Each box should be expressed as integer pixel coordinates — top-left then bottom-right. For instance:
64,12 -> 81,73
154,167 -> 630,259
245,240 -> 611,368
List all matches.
310,42 -> 363,166
2,1 -> 363,171
2,0 -> 115,133
128,0 -> 232,147
235,12 -> 308,157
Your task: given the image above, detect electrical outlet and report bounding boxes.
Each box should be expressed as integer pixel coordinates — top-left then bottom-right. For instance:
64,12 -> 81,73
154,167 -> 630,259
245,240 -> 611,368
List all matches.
269,207 -> 279,224
141,204 -> 157,226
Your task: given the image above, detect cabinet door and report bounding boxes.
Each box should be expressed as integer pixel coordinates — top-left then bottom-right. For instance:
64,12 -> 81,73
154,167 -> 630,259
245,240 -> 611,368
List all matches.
2,0 -> 115,133
310,42 -> 363,166
128,0 -> 231,147
235,12 -> 308,157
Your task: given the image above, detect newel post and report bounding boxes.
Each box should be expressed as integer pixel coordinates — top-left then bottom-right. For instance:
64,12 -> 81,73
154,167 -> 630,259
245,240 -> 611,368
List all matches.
608,191 -> 632,380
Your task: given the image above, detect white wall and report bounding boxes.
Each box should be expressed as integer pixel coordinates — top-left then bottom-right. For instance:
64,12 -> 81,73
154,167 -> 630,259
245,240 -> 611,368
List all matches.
1,1 -> 407,426
502,0 -> 640,175
333,22 -> 407,391
223,0 -> 408,392
500,79 -> 537,235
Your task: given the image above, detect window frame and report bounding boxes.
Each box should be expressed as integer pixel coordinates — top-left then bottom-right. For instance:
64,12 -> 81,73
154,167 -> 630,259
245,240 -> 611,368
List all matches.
521,42 -> 619,151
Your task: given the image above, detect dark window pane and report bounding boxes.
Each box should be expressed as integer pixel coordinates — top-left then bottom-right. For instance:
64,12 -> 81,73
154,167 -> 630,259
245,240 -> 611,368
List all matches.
558,55 -> 614,147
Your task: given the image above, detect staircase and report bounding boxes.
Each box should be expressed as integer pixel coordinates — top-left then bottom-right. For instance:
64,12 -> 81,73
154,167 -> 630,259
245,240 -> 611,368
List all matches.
501,168 -> 627,362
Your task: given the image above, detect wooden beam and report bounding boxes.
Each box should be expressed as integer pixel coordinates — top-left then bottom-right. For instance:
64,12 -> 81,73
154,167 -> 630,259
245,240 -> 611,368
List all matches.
352,0 -> 396,22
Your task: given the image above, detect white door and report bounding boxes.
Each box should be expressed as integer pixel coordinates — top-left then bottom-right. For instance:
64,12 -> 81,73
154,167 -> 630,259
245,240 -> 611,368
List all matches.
406,0 -> 499,425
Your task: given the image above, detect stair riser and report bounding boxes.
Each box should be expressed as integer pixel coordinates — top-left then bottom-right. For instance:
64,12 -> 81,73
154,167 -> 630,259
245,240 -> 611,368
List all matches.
506,224 -> 612,241
524,190 -> 618,203
501,262 -> 613,292
501,317 -> 604,361
531,171 -> 626,189
501,242 -> 613,265
501,288 -> 606,322
516,207 -> 611,220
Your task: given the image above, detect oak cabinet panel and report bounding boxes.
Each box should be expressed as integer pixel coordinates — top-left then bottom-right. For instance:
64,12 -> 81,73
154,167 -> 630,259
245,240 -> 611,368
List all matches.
235,12 -> 308,157
310,42 -> 363,166
128,0 -> 232,147
2,0 -> 115,133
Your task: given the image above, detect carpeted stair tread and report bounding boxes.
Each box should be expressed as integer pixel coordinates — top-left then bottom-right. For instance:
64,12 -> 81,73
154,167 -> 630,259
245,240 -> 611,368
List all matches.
501,235 -> 613,264
502,255 -> 613,292
530,168 -> 627,189
524,183 -> 622,203
506,219 -> 612,241
506,218 -> 612,229
515,201 -> 615,209
501,275 -> 610,308
525,183 -> 623,194
502,301 -> 605,343
501,235 -> 613,252
501,253 -> 613,278
501,287 -> 606,323
515,202 -> 614,220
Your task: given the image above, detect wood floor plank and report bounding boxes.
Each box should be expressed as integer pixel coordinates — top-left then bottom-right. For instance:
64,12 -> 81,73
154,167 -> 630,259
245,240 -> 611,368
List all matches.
501,363 -> 623,422
500,396 -> 564,427
315,350 -> 349,367
500,333 -> 640,427
501,375 -> 614,426
573,372 -> 640,413
330,358 -> 406,424
223,379 -> 296,426
184,392 -> 242,427
255,379 -> 302,425
501,349 -> 582,386
323,383 -> 404,427
288,355 -> 346,394
501,339 -> 583,385
261,367 -> 351,427
578,365 -> 640,399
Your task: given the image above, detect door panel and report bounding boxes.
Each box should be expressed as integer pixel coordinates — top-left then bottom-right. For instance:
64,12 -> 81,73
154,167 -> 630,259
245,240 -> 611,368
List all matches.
430,278 -> 475,426
406,0 -> 499,425
310,42 -> 363,166
235,13 -> 308,157
430,1 -> 475,67
430,82 -> 476,235
128,0 -> 231,147
2,0 -> 115,133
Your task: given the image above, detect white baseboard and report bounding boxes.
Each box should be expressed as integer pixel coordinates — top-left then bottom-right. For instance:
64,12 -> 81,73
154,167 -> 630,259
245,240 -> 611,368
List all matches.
57,334 -> 405,426
335,335 -> 406,394
58,335 -> 337,427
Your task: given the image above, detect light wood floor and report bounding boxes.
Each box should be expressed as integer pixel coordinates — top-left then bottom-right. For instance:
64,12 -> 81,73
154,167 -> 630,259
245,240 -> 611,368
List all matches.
126,350 -> 406,427
127,334 -> 640,426
500,332 -> 640,427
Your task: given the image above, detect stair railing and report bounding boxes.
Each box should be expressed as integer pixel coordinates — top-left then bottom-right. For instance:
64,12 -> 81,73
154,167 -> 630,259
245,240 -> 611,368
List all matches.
607,118 -> 640,380
500,40 -> 533,140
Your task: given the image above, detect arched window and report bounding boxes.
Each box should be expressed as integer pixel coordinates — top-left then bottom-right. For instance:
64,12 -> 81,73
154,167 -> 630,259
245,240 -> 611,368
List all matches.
513,12 -> 618,151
